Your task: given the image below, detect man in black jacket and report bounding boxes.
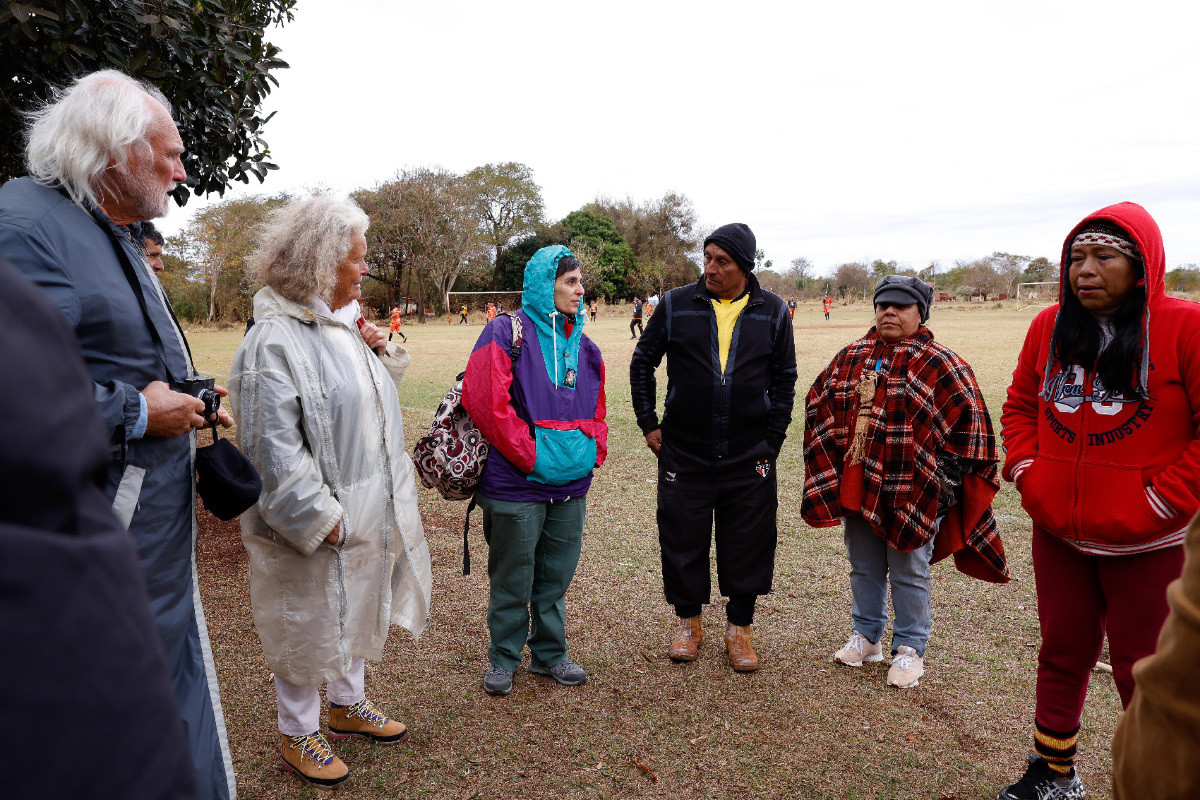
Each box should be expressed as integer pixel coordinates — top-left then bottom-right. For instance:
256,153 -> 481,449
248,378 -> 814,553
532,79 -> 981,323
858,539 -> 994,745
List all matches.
630,223 -> 797,672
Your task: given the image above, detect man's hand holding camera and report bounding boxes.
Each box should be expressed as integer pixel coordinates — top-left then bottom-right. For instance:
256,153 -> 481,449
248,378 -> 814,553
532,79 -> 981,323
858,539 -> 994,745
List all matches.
142,380 -> 234,438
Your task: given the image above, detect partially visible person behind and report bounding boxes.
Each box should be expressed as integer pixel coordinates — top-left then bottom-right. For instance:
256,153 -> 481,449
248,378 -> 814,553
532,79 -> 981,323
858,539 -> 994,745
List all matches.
230,196 -> 432,788
486,301 -> 497,322
0,256 -> 197,800
140,219 -> 165,273
803,275 -> 1007,690
390,304 -> 407,342
461,246 -> 607,697
0,69 -> 235,800
998,203 -> 1200,800
630,295 -> 643,338
1111,515 -> 1200,800
787,296 -> 796,319
589,298 -> 597,322
646,291 -> 659,320
631,223 -> 797,673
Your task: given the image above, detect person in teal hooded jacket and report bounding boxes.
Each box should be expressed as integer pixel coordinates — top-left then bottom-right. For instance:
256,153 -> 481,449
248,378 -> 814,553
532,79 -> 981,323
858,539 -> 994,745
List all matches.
462,245 -> 608,696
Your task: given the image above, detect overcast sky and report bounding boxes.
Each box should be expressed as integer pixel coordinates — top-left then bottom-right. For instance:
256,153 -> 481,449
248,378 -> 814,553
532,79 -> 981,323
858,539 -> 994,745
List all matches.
159,0 -> 1200,275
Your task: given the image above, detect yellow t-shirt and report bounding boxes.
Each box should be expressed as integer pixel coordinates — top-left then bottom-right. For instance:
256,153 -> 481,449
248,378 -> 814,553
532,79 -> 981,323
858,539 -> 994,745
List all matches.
711,294 -> 750,373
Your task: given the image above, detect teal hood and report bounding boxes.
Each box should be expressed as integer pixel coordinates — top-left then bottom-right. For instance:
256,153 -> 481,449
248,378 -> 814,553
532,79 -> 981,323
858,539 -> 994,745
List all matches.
522,245 -> 585,388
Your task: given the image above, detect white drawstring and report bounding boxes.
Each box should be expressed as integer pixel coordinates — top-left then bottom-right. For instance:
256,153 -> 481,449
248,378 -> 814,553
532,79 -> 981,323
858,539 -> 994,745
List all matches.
548,310 -> 559,385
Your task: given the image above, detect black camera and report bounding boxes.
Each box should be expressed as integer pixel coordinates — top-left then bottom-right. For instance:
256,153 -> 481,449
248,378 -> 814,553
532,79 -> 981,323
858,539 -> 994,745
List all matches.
174,376 -> 221,422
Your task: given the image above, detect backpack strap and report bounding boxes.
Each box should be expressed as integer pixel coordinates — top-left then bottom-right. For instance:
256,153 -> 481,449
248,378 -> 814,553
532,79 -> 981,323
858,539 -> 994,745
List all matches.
504,312 -> 523,363
461,313 -> 522,575
462,494 -> 478,575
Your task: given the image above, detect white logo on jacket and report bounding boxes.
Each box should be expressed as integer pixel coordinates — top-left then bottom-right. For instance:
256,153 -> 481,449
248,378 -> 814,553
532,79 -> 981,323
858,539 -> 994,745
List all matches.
1047,365 -> 1138,416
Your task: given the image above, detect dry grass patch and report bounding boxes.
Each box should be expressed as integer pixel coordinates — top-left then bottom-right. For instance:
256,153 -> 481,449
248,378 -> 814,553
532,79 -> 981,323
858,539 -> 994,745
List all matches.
196,301 -> 1120,799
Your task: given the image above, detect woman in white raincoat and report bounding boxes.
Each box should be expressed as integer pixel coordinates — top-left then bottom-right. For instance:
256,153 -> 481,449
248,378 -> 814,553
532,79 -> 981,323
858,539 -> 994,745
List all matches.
229,195 -> 432,789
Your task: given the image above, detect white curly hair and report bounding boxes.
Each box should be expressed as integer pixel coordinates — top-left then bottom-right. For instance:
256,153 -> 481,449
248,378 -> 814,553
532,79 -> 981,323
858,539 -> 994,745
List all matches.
246,195 -> 370,306
25,70 -> 173,210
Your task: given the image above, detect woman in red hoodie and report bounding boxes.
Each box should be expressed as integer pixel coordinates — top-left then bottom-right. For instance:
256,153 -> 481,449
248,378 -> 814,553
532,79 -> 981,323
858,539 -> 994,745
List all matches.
998,203 -> 1200,800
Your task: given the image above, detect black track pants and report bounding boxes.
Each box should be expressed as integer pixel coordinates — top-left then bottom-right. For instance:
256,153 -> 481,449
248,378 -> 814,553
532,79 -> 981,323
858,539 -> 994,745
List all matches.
656,439 -> 779,611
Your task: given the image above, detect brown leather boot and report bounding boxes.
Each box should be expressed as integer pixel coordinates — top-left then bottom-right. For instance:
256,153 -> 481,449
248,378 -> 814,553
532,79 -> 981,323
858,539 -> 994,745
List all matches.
280,731 -> 349,788
724,623 -> 759,672
668,615 -> 704,662
328,698 -> 407,743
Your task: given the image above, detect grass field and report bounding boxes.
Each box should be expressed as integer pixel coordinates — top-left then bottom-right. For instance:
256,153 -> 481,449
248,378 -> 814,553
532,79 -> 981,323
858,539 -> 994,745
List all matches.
191,299 -> 1125,800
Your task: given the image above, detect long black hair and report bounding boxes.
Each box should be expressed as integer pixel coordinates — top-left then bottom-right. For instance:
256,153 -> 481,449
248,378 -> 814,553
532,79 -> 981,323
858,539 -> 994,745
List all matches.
1050,258 -> 1147,399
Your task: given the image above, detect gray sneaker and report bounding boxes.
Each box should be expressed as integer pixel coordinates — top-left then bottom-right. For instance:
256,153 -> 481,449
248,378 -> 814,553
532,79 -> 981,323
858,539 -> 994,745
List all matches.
482,666 -> 513,696
528,655 -> 587,686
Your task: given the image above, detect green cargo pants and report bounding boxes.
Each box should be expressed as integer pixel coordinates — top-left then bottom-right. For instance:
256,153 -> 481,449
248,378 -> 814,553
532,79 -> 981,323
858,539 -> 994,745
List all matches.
478,494 -> 586,671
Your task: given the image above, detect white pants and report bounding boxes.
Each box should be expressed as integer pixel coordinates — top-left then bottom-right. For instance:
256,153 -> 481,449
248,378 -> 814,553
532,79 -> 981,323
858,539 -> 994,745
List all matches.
274,658 -> 366,736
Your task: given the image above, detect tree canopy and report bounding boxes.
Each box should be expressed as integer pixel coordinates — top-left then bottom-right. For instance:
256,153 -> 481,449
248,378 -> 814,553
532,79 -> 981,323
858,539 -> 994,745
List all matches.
356,168 -> 490,319
170,195 -> 283,321
557,210 -> 636,300
583,192 -> 699,296
462,162 -> 544,290
0,0 -> 295,203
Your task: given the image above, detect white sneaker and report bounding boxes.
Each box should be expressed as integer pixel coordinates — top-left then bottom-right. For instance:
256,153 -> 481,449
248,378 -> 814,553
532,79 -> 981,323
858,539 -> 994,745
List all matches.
886,645 -> 924,688
833,631 -> 884,666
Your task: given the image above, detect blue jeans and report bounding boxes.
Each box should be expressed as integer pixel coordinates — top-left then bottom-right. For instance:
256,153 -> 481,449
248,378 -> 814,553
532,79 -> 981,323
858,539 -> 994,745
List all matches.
843,515 -> 935,656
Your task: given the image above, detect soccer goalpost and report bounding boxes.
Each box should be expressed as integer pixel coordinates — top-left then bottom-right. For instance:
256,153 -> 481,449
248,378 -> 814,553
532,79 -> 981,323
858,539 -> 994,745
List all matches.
446,290 -> 524,325
1016,282 -> 1057,302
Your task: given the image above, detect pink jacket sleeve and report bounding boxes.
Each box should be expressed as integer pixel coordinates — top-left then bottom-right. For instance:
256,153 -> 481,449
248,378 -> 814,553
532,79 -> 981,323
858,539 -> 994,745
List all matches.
461,339 -> 537,475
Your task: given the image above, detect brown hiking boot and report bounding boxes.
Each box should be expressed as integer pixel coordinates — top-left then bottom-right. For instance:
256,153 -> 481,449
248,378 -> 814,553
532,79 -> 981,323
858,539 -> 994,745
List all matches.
328,698 -> 408,744
280,731 -> 349,788
724,623 -> 760,672
668,615 -> 704,661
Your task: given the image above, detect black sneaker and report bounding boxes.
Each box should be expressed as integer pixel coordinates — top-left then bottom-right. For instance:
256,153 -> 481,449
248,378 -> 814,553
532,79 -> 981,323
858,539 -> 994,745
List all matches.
528,655 -> 587,686
998,753 -> 1085,800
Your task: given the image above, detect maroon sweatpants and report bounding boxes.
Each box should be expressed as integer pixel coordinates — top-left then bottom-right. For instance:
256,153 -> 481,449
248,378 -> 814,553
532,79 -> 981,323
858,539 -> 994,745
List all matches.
1032,526 -> 1184,732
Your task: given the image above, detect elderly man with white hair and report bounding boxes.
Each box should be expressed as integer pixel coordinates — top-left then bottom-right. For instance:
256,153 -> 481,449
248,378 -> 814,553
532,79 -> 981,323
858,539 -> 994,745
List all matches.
0,71 -> 236,799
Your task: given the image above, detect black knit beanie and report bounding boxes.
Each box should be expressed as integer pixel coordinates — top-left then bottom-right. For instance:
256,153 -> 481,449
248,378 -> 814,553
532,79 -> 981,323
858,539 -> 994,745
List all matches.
704,223 -> 756,273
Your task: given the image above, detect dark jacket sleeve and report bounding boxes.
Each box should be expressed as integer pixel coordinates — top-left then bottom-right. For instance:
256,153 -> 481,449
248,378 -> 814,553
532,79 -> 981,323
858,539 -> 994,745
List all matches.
0,220 -> 144,443
1112,515 -> 1200,799
766,301 -> 798,452
629,295 -> 670,435
0,255 -> 196,799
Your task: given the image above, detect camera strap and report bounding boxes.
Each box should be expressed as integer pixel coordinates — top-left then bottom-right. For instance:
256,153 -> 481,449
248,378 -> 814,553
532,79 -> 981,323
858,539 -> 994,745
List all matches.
96,213 -> 192,386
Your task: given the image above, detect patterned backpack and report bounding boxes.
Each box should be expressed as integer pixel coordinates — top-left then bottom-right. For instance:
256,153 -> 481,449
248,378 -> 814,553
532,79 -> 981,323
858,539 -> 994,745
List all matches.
413,313 -> 523,502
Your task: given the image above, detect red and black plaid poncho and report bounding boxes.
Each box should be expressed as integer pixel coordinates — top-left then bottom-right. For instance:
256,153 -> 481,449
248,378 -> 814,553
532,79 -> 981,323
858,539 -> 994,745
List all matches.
802,327 -> 1009,583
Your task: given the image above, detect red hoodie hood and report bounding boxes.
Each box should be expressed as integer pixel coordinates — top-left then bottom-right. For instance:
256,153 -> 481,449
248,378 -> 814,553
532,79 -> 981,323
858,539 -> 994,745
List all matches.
1042,201 -> 1164,403
1058,201 -> 1166,308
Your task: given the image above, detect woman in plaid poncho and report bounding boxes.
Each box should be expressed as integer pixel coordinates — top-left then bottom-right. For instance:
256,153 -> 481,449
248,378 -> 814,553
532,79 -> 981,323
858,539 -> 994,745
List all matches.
802,276 -> 1007,690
